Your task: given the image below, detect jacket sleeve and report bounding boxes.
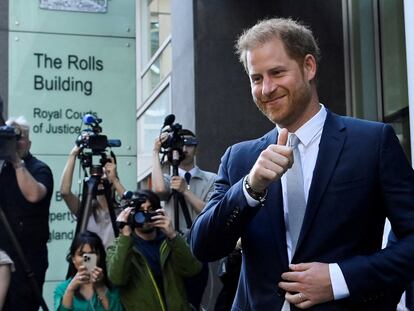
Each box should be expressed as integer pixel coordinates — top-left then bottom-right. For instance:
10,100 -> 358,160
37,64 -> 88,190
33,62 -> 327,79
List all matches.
190,146 -> 261,262
166,234 -> 202,277
106,235 -> 133,286
340,124 -> 414,302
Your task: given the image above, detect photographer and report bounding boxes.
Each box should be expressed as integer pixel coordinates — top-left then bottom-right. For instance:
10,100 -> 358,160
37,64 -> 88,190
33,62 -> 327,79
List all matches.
152,129 -> 216,310
106,189 -> 202,311
0,116 -> 53,311
152,129 -> 216,233
60,145 -> 126,249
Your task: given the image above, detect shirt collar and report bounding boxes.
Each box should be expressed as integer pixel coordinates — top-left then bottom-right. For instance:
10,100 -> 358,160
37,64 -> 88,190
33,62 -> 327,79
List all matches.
178,166 -> 198,178
276,104 -> 327,146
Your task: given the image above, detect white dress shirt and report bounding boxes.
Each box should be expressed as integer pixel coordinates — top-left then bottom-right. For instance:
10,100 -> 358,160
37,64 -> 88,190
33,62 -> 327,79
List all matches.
243,105 -> 349,310
178,167 -> 197,179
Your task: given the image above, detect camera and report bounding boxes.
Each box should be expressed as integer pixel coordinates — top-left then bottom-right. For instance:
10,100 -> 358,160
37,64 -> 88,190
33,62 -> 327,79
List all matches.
120,191 -> 163,228
159,114 -> 186,166
160,114 -> 184,151
0,125 -> 21,161
76,129 -> 109,152
76,114 -> 121,170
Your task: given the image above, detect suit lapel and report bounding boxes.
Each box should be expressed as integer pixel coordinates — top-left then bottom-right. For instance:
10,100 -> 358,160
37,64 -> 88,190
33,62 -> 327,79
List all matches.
260,129 -> 289,269
294,111 -> 346,255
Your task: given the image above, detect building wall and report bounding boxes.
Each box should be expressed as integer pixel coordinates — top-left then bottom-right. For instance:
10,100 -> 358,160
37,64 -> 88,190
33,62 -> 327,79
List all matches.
0,0 -> 8,110
2,2 -> 137,308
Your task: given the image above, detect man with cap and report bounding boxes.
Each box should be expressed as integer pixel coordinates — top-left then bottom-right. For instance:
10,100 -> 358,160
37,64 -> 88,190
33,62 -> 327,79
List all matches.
152,129 -> 216,310
152,129 -> 216,234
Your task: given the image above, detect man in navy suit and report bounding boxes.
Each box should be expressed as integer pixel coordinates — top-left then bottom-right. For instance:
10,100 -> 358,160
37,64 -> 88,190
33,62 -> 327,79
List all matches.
190,18 -> 414,310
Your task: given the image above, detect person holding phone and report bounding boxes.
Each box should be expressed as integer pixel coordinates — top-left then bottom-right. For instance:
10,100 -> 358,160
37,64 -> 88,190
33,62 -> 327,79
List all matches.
54,231 -> 123,311
60,145 -> 126,249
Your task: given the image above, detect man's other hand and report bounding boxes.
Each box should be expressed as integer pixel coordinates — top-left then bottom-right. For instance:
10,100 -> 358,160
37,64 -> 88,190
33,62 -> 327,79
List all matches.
278,262 -> 334,309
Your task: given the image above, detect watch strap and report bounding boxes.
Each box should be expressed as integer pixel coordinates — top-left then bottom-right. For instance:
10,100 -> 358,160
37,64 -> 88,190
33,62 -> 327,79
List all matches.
244,175 -> 267,203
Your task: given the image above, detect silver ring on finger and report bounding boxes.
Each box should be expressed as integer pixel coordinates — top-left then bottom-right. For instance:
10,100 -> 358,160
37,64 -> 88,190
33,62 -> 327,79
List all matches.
298,292 -> 305,302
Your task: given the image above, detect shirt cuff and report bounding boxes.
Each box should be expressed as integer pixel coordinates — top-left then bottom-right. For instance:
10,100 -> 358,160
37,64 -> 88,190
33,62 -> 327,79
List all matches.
242,176 -> 260,207
329,263 -> 350,300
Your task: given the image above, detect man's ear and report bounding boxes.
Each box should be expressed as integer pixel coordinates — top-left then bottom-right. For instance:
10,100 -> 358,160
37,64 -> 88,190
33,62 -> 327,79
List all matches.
303,54 -> 317,82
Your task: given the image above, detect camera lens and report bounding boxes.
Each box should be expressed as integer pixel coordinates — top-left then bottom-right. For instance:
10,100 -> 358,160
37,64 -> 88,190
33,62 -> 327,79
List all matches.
133,211 -> 147,227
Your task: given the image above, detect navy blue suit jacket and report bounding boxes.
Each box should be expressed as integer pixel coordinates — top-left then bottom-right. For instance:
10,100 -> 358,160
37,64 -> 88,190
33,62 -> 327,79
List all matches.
190,111 -> 414,310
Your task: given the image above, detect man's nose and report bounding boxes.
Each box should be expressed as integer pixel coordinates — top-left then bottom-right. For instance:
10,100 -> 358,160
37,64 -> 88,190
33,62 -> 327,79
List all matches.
262,77 -> 276,97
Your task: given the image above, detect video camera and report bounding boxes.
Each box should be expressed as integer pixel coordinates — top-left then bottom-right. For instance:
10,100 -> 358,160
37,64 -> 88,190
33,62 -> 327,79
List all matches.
0,125 -> 21,161
76,114 -> 121,170
160,114 -> 184,152
120,191 -> 163,228
159,114 -> 190,167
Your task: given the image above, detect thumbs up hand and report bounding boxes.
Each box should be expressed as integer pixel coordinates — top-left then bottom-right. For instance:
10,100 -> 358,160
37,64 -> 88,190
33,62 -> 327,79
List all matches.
247,128 -> 293,193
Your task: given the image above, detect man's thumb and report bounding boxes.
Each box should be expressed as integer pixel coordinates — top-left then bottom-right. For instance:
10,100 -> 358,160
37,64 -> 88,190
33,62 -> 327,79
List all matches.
277,128 -> 288,145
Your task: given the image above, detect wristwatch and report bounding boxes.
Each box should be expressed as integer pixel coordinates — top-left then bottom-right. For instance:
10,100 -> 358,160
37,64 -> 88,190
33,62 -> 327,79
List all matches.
244,175 -> 267,203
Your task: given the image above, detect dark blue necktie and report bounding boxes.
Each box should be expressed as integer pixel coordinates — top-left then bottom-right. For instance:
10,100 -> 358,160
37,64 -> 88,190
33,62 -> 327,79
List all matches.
184,172 -> 191,185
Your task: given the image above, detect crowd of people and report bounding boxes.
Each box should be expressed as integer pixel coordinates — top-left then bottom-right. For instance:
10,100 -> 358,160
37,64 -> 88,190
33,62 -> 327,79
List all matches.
0,97 -> 220,310
1,16 -> 414,311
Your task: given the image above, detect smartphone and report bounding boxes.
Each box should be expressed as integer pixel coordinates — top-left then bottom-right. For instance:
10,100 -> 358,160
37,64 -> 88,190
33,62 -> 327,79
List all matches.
82,253 -> 97,273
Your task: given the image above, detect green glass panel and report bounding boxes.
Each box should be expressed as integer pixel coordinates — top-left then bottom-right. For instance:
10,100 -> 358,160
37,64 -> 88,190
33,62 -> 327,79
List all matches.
9,32 -> 136,156
350,0 -> 378,120
141,42 -> 171,101
379,0 -> 408,116
8,32 -> 137,309
379,0 -> 410,161
137,85 -> 169,178
140,0 -> 171,66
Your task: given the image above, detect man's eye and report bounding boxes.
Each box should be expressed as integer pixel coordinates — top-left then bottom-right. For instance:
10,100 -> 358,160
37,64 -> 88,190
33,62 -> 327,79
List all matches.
271,70 -> 283,76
